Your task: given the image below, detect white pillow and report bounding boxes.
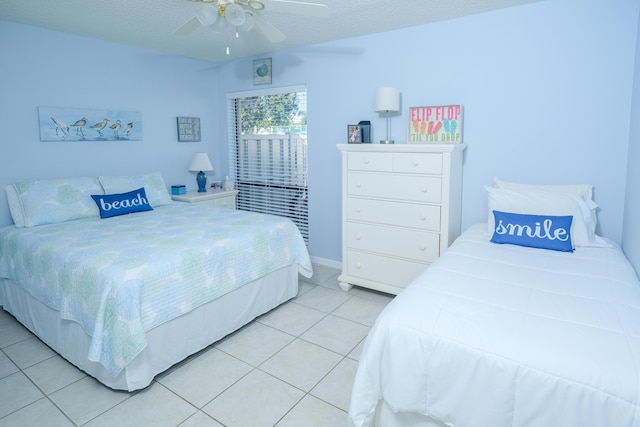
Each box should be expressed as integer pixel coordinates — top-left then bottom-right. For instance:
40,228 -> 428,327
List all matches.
5,185 -> 25,227
485,187 -> 609,248
99,173 -> 172,207
493,178 -> 593,200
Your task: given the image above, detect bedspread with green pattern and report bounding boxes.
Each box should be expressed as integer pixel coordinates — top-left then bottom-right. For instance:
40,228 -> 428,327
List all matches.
0,203 -> 312,376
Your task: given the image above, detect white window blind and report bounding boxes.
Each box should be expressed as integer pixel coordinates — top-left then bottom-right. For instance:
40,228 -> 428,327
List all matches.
227,86 -> 309,243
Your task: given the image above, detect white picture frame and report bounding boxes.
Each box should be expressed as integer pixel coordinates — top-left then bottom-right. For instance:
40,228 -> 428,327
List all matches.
253,58 -> 272,85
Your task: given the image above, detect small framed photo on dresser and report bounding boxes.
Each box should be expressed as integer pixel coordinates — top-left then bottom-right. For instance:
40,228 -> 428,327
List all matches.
348,125 -> 362,143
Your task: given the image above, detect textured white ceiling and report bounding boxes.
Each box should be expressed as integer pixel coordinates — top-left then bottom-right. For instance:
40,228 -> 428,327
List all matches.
0,0 -> 542,62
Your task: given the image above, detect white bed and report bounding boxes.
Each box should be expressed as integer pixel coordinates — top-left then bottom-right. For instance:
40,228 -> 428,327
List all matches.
349,182 -> 640,427
0,174 -> 312,391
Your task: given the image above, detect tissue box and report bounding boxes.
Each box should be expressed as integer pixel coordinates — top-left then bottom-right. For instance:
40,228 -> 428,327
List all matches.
171,185 -> 186,195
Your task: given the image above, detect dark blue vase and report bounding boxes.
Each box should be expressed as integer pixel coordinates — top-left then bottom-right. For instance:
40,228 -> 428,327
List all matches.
196,171 -> 207,192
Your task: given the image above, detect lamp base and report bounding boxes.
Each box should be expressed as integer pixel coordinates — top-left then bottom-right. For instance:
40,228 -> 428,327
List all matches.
196,171 -> 207,192
380,140 -> 395,144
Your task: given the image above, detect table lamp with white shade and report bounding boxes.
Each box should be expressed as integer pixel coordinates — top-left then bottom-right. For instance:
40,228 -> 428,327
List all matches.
375,87 -> 400,144
189,152 -> 213,192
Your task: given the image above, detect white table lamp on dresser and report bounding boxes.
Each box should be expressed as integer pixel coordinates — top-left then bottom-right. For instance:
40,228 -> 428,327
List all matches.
337,143 -> 466,295
375,87 -> 400,144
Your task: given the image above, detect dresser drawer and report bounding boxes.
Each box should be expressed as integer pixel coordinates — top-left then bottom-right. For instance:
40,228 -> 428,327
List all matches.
393,153 -> 442,174
192,195 -> 235,209
346,197 -> 441,231
212,195 -> 236,209
346,249 -> 429,289
347,152 -> 392,172
346,222 -> 440,262
347,172 -> 442,203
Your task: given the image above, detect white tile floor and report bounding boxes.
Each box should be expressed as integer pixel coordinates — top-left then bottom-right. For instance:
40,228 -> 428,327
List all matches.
0,264 -> 394,426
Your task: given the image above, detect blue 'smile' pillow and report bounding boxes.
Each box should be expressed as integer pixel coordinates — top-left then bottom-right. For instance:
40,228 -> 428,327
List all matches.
490,210 -> 573,252
91,188 -> 153,219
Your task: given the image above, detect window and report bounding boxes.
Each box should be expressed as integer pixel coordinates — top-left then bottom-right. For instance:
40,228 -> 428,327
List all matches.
227,85 -> 308,243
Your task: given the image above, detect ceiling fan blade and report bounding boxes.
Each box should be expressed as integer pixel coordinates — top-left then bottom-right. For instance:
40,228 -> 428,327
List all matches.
253,15 -> 286,43
173,16 -> 201,36
262,0 -> 330,18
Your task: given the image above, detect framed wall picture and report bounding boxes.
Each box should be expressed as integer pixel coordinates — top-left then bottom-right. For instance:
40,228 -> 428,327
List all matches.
177,116 -> 201,142
38,106 -> 142,142
253,58 -> 272,85
408,105 -> 463,143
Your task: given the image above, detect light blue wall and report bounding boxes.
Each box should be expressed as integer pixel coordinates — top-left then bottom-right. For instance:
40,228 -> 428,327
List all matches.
217,0 -> 639,262
1,0 -> 639,268
622,3 -> 640,271
0,20 -> 224,218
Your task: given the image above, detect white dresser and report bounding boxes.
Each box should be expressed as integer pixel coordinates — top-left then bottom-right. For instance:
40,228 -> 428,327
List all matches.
337,143 -> 466,295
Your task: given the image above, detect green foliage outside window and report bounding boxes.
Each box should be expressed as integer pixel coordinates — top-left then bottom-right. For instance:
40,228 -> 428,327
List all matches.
239,93 -> 306,135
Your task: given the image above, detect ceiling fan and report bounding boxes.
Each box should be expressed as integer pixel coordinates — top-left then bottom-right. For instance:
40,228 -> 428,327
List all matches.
174,0 -> 330,54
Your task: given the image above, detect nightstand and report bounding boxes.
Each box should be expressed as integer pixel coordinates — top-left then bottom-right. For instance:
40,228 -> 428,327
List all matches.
171,190 -> 238,209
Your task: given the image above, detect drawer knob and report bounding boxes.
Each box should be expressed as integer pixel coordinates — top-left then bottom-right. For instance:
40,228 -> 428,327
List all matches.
356,262 -> 362,269
356,208 -> 361,213
413,160 -> 419,166
357,182 -> 362,188
421,214 -> 427,220
421,187 -> 428,193
355,233 -> 362,240
419,244 -> 427,251
364,159 -> 370,164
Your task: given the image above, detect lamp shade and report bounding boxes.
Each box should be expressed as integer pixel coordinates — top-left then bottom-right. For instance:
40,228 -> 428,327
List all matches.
225,3 -> 246,26
196,4 -> 218,26
375,87 -> 400,113
189,152 -> 213,172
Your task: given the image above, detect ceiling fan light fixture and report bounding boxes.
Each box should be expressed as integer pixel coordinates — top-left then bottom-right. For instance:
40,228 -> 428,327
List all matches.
247,0 -> 265,11
225,3 -> 246,27
179,0 -> 322,56
196,4 -> 218,26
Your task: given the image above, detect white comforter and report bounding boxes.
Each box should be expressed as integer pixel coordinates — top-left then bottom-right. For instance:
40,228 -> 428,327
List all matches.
349,224 -> 640,427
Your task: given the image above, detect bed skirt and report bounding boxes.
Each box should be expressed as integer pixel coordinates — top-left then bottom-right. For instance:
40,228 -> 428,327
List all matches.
374,401 -> 448,427
0,264 -> 298,391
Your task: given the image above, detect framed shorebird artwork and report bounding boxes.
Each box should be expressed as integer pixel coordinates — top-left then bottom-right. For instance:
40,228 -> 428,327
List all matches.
38,106 -> 142,142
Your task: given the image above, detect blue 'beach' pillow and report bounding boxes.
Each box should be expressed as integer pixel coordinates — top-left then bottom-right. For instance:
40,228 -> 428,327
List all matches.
91,187 -> 153,219
490,210 -> 573,252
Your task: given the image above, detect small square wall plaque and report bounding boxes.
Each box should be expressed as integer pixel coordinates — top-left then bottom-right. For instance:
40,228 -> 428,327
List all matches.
177,116 -> 201,142
253,58 -> 272,85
